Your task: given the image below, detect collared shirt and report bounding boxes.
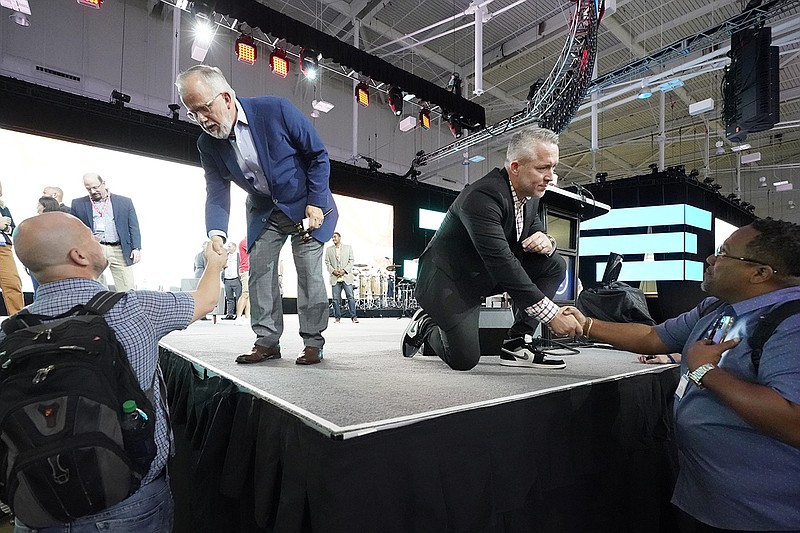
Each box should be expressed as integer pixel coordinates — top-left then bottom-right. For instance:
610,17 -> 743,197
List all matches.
656,286 -> 800,530
0,278 -> 195,485
92,196 -> 119,243
231,99 -> 271,197
509,179 -> 559,323
508,179 -> 527,241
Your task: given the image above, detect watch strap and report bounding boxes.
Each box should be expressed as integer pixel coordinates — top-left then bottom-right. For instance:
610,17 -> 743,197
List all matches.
688,362 -> 717,388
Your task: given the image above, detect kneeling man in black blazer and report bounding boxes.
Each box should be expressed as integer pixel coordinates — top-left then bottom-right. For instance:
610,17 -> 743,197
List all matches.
402,127 -> 583,371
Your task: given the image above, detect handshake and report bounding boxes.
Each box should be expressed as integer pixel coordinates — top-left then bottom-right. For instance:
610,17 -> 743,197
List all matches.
547,305 -> 590,338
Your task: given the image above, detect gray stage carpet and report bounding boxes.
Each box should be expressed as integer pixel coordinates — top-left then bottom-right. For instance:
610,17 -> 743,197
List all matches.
161,316 -> 676,438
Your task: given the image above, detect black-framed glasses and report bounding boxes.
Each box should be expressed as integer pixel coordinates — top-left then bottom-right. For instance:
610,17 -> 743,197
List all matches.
714,246 -> 777,273
186,92 -> 223,122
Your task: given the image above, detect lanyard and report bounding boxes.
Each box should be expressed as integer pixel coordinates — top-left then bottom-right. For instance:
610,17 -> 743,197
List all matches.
90,193 -> 111,217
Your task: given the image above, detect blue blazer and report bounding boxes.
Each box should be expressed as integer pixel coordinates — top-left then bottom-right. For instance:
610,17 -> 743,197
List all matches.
71,194 -> 141,266
197,96 -> 338,251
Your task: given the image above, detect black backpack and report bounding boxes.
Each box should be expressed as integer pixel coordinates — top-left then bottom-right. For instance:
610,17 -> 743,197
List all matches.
0,291 -> 157,528
698,298 -> 800,372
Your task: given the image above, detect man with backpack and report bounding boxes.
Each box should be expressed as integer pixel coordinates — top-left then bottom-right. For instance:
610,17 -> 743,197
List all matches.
563,218 -> 800,532
0,211 -> 227,532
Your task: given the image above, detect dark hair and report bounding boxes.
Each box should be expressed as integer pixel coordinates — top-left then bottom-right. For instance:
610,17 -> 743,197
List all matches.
38,196 -> 60,213
747,218 -> 800,277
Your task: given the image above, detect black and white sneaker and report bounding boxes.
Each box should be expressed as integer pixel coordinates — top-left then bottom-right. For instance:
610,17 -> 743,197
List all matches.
401,308 -> 431,358
500,338 -> 566,369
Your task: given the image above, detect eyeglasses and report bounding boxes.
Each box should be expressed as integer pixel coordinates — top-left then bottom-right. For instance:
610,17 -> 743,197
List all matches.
186,93 -> 223,122
714,246 -> 777,273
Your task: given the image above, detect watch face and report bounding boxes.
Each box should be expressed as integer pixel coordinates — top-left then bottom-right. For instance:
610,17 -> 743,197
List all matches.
705,315 -> 734,344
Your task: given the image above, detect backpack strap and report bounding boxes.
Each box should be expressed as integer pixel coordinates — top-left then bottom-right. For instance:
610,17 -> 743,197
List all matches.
84,291 -> 126,315
698,298 -> 725,318
749,299 -> 800,373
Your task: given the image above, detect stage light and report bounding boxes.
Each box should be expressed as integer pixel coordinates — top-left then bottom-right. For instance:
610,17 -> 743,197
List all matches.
235,34 -> 257,65
527,78 -> 544,100
648,163 -> 658,174
190,0 -> 215,19
388,86 -> 403,116
191,19 -> 215,62
689,169 -> 699,180
9,11 -> 29,26
703,177 -> 715,185
446,72 -> 462,96
715,140 -> 725,156
759,176 -> 767,188
270,48 -> 289,78
76,0 -> 102,7
355,82 -> 369,107
110,90 -> 130,107
595,172 -> 608,184
789,200 -> 796,210
419,108 -> 431,130
637,87 -> 653,99
448,114 -> 462,139
312,100 -> 334,113
300,49 -> 321,80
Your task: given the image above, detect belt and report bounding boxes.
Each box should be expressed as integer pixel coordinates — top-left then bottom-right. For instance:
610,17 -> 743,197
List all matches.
100,241 -> 121,246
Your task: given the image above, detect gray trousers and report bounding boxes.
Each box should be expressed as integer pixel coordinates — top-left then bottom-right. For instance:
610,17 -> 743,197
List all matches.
249,210 -> 328,350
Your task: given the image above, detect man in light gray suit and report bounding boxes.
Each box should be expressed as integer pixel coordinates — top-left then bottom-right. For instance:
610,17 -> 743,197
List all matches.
325,232 -> 358,323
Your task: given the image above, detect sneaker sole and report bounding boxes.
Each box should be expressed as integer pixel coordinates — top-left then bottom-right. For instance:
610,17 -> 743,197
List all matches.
499,358 -> 566,369
401,309 -> 427,358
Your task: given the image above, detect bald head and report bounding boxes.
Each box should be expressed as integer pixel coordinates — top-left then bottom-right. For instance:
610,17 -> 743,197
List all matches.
15,212 -> 108,283
43,186 -> 64,203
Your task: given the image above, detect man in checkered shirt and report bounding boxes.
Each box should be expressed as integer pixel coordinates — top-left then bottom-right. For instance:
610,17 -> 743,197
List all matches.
401,128 -> 582,371
6,212 -> 226,532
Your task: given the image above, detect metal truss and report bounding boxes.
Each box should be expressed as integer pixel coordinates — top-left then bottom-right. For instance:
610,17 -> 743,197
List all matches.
410,0 -> 602,170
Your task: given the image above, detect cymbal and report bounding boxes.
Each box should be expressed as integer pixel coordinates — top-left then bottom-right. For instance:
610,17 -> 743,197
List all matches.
386,265 -> 402,271
354,264 -> 368,268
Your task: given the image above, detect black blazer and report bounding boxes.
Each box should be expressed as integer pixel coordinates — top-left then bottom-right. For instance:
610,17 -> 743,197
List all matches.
71,194 -> 141,266
419,167 -> 549,318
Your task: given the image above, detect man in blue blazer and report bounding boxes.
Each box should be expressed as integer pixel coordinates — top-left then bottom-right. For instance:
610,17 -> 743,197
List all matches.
176,65 -> 338,366
71,173 -> 141,292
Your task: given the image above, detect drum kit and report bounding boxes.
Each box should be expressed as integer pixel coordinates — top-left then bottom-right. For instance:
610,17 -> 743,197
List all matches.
351,263 -> 417,312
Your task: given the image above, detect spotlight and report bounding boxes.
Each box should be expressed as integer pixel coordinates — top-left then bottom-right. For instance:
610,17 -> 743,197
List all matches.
595,172 -> 608,184
189,0 -> 215,18
110,90 -> 130,107
448,115 -> 462,139
648,163 -> 658,174
689,169 -> 699,180
168,103 -> 180,121
311,100 -> 334,113
637,87 -> 653,99
759,176 -> 767,188
300,48 -> 321,80
77,0 -> 102,7
9,10 -> 30,27
191,19 -> 215,62
419,108 -> 431,130
715,140 -> 725,156
355,82 -> 369,107
711,183 -> 723,191
446,73 -> 462,96
269,49 -> 289,78
703,176 -> 715,185
235,34 -> 257,65
387,86 -> 403,116
789,200 -> 796,210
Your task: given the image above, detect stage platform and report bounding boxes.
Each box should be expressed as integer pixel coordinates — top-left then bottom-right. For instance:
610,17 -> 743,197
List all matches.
160,316 -> 681,533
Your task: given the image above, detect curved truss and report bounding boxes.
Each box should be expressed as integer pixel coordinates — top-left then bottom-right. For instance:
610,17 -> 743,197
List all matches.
411,0 -> 602,171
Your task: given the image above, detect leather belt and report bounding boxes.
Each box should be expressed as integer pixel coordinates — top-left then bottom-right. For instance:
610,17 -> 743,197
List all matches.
100,241 -> 121,246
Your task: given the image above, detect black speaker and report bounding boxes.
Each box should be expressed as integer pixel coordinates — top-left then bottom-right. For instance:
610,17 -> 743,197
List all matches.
723,26 -> 780,142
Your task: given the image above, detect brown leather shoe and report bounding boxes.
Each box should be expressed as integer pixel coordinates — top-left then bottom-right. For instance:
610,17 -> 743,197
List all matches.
295,346 -> 323,365
235,345 -> 281,364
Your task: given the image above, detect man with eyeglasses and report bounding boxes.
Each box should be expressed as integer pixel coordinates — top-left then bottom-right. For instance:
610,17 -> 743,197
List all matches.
563,218 -> 800,532
175,65 -> 338,366
71,173 -> 141,292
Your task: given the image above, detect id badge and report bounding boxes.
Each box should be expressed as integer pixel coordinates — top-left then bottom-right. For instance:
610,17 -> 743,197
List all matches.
675,374 -> 689,400
95,217 -> 106,232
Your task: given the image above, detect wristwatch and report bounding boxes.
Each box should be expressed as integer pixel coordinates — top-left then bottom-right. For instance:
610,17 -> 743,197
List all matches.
687,363 -> 717,388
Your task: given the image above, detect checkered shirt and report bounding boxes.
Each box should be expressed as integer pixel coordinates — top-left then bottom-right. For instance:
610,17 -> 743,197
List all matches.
0,278 -> 195,484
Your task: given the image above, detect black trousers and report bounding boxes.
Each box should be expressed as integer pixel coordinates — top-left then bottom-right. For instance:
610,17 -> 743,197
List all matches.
416,252 -> 566,371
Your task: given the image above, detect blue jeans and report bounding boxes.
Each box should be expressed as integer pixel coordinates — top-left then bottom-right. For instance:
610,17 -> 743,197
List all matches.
14,475 -> 173,533
331,281 -> 357,319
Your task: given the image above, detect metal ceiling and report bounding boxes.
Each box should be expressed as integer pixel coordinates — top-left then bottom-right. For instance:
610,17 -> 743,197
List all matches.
257,0 -> 800,218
